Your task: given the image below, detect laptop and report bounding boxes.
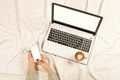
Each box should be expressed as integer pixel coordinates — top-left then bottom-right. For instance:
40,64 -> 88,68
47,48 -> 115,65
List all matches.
42,3 -> 103,64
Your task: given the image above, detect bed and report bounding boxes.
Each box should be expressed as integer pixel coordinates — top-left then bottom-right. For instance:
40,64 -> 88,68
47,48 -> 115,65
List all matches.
0,0 -> 120,80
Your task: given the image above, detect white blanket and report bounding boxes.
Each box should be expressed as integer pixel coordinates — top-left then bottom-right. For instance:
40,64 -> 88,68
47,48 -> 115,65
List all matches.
0,0 -> 120,80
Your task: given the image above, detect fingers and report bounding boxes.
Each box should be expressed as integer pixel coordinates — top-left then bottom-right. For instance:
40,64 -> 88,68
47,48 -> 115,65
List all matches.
36,54 -> 47,65
28,51 -> 31,59
36,60 -> 43,64
36,60 -> 45,66
28,51 -> 34,61
41,54 -> 47,63
28,52 -> 47,65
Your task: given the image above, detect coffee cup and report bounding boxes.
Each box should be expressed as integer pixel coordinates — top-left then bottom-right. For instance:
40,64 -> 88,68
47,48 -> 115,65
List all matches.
75,52 -> 85,61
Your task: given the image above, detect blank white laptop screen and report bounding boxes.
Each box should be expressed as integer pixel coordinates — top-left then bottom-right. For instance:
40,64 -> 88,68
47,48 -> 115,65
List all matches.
53,5 -> 101,33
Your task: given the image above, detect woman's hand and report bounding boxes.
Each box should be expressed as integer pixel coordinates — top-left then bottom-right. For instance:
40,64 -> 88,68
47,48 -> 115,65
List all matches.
36,54 -> 52,72
28,51 -> 52,72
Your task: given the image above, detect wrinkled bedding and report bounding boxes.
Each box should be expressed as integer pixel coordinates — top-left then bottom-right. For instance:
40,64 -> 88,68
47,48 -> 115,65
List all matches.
0,0 -> 120,80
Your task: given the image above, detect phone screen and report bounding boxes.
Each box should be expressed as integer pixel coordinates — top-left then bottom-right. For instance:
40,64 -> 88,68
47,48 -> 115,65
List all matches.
30,43 -> 41,62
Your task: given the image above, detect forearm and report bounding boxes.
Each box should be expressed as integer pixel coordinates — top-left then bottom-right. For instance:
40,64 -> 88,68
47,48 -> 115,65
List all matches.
26,70 -> 38,80
48,71 -> 59,80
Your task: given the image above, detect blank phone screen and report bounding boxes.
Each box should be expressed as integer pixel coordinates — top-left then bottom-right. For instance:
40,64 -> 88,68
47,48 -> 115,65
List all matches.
31,44 -> 41,61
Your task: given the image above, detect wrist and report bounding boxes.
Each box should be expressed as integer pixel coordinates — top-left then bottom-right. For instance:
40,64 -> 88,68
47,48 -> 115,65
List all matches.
46,67 -> 52,72
29,65 -> 37,71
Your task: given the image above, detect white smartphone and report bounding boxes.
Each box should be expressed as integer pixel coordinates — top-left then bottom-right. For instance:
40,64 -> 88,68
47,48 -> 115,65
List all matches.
30,43 -> 41,62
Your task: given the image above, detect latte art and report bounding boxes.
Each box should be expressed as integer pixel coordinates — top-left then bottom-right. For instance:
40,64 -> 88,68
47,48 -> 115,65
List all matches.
75,52 -> 85,61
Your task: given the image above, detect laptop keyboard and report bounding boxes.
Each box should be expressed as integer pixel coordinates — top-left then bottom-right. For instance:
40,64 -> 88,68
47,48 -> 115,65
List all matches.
47,28 -> 92,53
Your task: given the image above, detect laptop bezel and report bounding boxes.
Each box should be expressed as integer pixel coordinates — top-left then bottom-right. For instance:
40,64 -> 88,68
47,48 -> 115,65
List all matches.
51,3 -> 103,35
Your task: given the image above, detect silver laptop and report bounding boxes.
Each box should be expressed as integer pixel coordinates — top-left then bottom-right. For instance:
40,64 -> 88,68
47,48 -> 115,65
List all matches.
42,3 -> 103,64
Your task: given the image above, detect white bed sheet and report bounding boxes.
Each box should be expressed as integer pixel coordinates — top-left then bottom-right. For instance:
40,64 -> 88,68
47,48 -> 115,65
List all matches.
0,0 -> 120,80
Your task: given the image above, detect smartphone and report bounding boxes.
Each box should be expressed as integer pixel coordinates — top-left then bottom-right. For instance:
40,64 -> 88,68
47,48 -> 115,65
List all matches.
30,43 -> 41,62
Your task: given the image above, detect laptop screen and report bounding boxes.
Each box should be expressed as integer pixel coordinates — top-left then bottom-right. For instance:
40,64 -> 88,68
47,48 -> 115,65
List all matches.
52,3 -> 103,35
